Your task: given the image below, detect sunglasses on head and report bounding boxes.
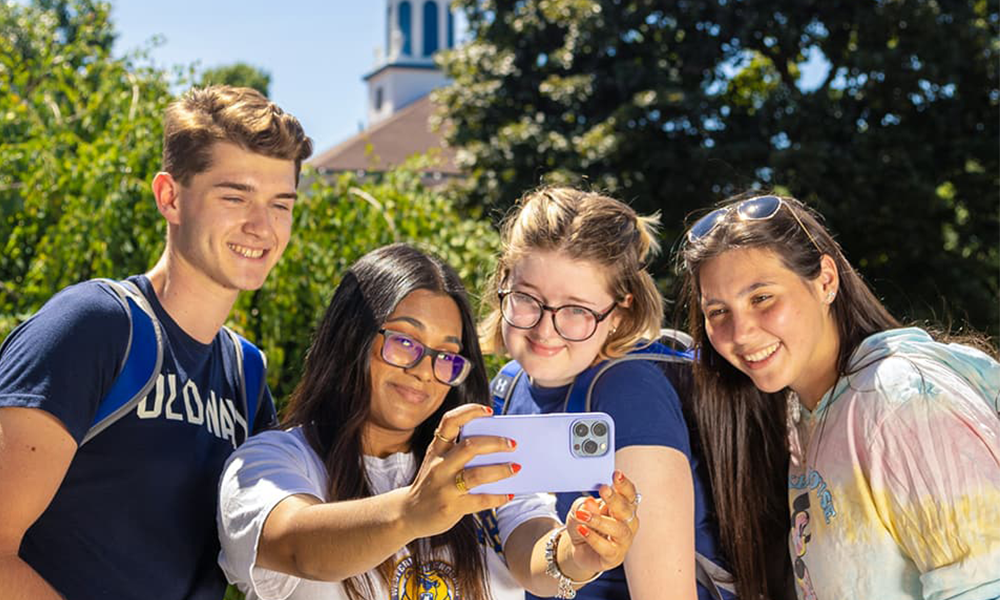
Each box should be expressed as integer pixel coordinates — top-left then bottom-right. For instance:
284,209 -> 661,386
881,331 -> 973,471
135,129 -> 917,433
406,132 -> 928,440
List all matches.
377,329 -> 472,386
686,195 -> 822,253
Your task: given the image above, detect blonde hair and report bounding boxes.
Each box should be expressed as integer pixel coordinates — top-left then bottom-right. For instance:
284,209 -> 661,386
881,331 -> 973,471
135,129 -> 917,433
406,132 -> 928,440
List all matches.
480,187 -> 663,359
162,85 -> 313,185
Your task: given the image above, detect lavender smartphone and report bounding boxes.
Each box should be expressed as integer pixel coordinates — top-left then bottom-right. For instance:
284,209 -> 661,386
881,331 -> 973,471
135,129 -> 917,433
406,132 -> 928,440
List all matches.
459,412 -> 615,495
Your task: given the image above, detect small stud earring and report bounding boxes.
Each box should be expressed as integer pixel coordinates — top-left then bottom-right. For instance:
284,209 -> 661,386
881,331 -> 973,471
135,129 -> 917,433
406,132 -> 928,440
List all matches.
826,291 -> 836,303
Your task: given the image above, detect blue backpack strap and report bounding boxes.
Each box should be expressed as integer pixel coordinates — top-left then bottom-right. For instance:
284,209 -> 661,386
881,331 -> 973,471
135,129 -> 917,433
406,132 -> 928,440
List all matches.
567,339 -> 694,413
82,279 -> 164,446
223,326 -> 266,441
490,360 -> 525,415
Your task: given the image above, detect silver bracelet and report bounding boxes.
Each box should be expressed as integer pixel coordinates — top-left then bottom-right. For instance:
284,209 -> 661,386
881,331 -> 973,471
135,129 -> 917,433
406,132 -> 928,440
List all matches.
544,527 -> 603,599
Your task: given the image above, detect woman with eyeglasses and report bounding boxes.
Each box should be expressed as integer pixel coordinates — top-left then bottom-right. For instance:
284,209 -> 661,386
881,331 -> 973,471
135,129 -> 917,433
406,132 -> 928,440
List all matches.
679,193 -> 1000,600
480,188 -> 737,600
216,243 -> 640,600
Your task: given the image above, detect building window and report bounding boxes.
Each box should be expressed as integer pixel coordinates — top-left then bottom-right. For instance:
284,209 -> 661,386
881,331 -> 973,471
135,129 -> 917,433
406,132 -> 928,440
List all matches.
375,87 -> 383,112
422,1 -> 438,56
447,8 -> 454,49
398,1 -> 412,56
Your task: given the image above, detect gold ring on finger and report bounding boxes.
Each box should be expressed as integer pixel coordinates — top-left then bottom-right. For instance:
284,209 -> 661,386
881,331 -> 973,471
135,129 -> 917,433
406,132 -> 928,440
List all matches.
455,470 -> 468,493
624,512 -> 637,525
434,429 -> 457,445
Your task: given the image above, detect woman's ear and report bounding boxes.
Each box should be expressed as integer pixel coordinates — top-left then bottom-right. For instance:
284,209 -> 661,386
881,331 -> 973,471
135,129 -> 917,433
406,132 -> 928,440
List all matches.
816,254 -> 840,304
610,293 -> 633,331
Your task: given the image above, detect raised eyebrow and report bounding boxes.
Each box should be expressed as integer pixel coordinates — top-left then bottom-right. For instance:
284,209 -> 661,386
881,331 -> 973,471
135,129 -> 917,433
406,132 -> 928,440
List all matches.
383,317 -> 463,350
701,282 -> 774,307
510,285 -> 599,309
213,181 -> 254,193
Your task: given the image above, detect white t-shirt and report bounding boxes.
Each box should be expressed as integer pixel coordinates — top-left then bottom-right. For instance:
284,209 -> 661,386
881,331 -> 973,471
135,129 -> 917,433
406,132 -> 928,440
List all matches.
217,426 -> 558,600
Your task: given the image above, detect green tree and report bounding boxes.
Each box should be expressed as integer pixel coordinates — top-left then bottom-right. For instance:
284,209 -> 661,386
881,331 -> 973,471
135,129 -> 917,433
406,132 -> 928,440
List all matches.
0,0 -> 173,335
199,62 -> 272,97
438,0 -> 999,336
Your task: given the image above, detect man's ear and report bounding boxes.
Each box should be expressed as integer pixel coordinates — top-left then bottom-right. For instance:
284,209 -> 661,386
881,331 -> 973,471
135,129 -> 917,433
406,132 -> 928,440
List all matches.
152,172 -> 181,225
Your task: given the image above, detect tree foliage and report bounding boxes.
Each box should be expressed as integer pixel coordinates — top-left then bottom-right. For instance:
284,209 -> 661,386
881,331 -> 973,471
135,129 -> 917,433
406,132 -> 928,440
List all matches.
199,62 -> 272,97
438,0 -> 999,336
0,1 -> 501,409
1,0 -> 172,335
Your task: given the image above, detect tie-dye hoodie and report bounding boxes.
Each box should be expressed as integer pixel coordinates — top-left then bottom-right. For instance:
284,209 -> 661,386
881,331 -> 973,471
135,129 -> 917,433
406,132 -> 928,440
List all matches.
787,328 -> 1000,600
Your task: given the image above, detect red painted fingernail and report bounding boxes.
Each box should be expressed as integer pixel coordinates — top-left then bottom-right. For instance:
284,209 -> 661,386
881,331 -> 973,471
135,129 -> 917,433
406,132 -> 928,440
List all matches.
484,406 -> 494,415
615,470 -> 625,483
508,438 -> 517,449
507,494 -> 515,501
511,463 -> 522,474
577,524 -> 590,537
575,509 -> 592,522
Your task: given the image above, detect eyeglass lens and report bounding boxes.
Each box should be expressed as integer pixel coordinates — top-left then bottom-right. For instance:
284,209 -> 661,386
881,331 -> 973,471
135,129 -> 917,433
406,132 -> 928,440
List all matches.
500,292 -> 599,341
688,195 -> 783,242
380,331 -> 469,385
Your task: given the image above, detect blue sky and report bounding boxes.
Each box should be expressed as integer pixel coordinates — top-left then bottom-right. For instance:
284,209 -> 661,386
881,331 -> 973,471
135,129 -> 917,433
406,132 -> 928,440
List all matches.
110,1 -> 398,153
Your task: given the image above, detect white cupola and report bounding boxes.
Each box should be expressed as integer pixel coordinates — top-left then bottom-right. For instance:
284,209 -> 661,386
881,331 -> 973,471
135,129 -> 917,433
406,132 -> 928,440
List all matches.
365,0 -> 455,125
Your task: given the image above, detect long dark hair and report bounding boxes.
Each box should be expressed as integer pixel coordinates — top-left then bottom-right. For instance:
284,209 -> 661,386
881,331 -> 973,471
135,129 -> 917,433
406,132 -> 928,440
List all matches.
678,194 -> 899,600
283,243 -> 492,600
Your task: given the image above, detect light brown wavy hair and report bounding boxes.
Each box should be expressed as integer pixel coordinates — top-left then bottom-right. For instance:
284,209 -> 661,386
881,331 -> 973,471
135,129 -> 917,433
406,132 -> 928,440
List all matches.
480,186 -> 663,360
162,85 -> 313,185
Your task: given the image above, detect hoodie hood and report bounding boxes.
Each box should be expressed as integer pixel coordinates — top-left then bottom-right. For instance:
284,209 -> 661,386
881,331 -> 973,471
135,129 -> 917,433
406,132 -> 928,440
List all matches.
841,327 -> 1000,413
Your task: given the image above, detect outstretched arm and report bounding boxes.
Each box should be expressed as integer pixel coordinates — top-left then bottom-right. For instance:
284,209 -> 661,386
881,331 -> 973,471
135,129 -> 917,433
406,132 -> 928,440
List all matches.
236,405 -> 514,582
0,407 -> 77,600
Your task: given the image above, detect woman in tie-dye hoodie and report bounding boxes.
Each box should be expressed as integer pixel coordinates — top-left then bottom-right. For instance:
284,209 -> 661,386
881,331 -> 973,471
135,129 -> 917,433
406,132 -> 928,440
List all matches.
677,193 -> 1000,600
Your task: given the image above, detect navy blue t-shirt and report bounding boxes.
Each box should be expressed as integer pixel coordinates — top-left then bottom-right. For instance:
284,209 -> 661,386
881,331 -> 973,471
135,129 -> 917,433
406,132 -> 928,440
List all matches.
503,359 -> 727,600
0,276 -> 276,600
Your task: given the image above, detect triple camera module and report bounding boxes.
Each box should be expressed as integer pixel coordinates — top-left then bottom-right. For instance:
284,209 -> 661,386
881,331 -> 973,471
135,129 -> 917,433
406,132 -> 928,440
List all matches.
571,418 -> 611,458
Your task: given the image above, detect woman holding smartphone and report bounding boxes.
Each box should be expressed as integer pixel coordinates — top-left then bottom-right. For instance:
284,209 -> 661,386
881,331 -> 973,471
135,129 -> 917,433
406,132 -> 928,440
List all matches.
217,243 -> 640,600
480,188 -> 756,600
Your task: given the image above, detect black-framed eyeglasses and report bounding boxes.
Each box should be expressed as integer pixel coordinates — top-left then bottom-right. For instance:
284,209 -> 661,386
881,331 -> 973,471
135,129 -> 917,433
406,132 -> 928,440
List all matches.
686,195 -> 822,254
377,329 -> 472,386
498,290 -> 618,342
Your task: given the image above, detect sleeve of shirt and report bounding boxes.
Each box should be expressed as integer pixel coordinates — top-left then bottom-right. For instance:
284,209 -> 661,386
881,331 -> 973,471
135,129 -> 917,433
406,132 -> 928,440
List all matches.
866,378 -> 1000,600
589,359 -> 692,454
495,492 -> 559,547
253,386 -> 278,433
0,281 -> 130,443
217,429 -> 325,600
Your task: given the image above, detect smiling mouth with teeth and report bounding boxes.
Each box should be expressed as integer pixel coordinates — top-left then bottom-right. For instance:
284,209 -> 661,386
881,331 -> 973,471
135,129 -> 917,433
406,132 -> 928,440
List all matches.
228,243 -> 266,259
743,342 -> 780,363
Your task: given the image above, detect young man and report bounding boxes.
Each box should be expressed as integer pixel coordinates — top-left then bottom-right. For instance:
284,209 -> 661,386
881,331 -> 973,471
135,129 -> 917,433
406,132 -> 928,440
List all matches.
0,85 -> 312,600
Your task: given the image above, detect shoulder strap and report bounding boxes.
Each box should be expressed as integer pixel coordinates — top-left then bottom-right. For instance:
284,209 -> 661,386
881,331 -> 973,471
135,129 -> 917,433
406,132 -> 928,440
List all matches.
490,360 -> 525,415
567,339 -> 694,413
82,279 -> 164,446
695,551 -> 737,599
223,326 -> 267,440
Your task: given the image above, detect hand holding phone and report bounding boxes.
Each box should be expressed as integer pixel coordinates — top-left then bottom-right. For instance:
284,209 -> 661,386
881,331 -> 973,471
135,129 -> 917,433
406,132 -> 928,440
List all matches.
459,412 -> 615,495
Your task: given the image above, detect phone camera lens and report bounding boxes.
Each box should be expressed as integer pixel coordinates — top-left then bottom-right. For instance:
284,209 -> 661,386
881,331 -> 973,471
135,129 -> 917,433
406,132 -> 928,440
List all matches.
574,423 -> 590,437
592,422 -> 608,437
582,439 -> 599,454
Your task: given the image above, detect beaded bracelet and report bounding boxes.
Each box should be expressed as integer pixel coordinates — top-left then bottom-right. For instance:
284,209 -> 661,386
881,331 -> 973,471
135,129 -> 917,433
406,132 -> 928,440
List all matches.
544,527 -> 603,599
